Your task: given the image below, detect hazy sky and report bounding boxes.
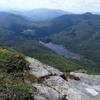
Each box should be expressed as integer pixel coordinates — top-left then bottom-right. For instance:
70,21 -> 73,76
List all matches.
0,0 -> 100,13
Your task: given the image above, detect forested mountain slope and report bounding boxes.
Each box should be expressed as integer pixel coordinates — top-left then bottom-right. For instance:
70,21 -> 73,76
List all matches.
37,13 -> 100,71
0,12 -> 100,74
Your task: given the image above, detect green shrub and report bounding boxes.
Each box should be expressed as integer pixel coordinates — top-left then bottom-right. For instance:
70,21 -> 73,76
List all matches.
27,72 -> 38,83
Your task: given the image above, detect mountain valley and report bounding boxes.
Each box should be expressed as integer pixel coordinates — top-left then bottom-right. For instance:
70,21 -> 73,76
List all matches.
0,8 -> 100,100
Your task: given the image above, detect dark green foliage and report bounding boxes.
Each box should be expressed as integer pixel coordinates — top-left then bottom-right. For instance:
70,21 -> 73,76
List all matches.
0,72 -> 33,99
0,28 -> 56,57
37,13 -> 100,73
27,72 -> 38,83
0,45 -> 37,99
0,45 -> 28,72
13,40 -> 56,56
0,12 -> 100,74
33,54 -> 100,74
0,12 -> 35,32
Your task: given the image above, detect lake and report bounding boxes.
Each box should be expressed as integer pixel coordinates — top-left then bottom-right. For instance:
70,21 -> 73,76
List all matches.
40,41 -> 79,59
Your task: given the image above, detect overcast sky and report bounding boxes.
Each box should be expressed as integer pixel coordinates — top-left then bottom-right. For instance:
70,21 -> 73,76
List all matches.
0,0 -> 100,13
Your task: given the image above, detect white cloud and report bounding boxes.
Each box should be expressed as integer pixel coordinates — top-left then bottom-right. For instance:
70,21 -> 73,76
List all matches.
0,0 -> 100,13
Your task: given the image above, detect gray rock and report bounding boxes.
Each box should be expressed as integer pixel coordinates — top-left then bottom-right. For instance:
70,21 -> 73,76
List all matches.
25,57 -> 63,78
33,83 -> 60,100
26,57 -> 100,100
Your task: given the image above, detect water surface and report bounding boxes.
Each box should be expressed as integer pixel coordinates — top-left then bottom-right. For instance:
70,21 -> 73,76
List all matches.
40,41 -> 79,59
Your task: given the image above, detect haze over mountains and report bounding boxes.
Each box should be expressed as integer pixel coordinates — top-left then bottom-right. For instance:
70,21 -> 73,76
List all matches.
0,7 -> 100,100
1,8 -> 70,21
0,8 -> 100,74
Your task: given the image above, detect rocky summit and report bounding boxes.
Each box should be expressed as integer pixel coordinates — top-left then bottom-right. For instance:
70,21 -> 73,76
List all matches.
26,57 -> 100,100
0,45 -> 100,100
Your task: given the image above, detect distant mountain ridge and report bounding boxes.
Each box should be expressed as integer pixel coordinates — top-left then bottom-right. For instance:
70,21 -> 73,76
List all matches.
7,8 -> 70,21
37,13 -> 100,73
0,12 -> 36,31
0,11 -> 100,74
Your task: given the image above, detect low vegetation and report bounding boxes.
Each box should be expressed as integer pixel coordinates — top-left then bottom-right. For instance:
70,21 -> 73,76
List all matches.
0,12 -> 100,76
33,54 -> 100,74
0,45 -> 37,99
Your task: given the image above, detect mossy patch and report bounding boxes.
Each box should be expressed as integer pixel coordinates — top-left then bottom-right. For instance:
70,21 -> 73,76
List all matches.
0,45 -> 29,72
0,45 -> 36,99
27,72 -> 38,83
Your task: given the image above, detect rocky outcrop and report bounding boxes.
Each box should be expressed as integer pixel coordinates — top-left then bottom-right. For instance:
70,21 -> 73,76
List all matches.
26,57 -> 100,100
26,57 -> 63,78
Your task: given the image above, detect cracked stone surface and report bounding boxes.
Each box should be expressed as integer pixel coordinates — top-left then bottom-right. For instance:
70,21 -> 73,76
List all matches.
26,57 -> 63,77
26,57 -> 100,100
